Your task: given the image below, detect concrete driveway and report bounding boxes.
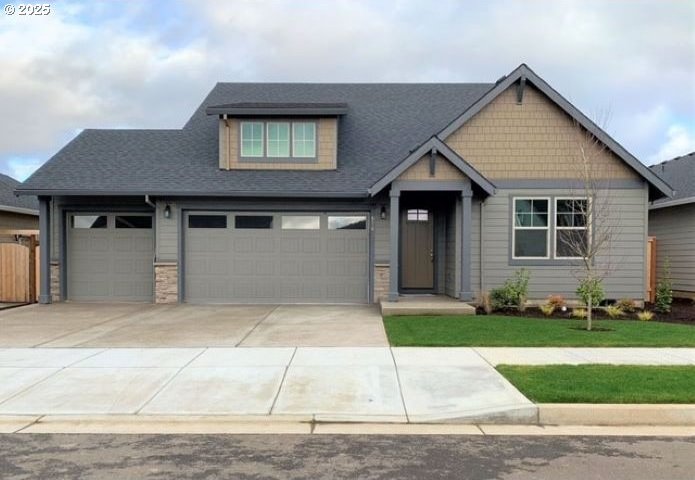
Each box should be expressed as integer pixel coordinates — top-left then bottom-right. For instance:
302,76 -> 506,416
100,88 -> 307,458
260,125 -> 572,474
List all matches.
0,303 -> 387,348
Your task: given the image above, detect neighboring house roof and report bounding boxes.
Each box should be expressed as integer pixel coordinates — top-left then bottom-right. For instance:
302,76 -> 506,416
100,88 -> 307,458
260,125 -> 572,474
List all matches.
649,152 -> 695,209
0,173 -> 38,215
16,64 -> 671,199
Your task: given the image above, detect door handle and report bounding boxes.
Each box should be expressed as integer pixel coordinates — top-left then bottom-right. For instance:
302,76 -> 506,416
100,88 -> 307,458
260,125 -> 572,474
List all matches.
430,250 -> 434,262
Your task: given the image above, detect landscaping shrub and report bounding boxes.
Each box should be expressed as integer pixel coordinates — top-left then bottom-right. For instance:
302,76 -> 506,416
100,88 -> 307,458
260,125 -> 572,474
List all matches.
539,304 -> 555,316
576,277 -> 605,309
637,310 -> 654,321
655,259 -> 673,314
604,305 -> 624,319
546,295 -> 566,308
490,269 -> 531,310
616,298 -> 636,313
571,308 -> 587,319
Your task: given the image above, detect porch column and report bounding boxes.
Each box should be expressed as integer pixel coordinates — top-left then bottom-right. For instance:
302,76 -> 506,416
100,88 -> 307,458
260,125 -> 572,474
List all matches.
459,187 -> 473,301
388,190 -> 400,301
38,196 -> 51,304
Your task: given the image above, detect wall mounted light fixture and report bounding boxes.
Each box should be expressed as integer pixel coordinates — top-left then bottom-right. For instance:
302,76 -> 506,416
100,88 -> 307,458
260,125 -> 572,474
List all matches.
163,204 -> 171,219
380,206 -> 387,220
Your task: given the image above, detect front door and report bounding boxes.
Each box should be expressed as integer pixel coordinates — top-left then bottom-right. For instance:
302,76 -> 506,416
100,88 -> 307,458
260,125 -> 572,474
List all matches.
401,208 -> 434,290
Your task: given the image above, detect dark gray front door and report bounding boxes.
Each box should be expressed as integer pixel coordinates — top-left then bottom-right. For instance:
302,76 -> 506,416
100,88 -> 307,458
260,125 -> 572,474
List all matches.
401,208 -> 434,289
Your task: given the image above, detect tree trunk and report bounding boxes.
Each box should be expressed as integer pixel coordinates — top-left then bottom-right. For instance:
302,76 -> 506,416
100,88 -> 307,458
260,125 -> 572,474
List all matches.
587,292 -> 593,331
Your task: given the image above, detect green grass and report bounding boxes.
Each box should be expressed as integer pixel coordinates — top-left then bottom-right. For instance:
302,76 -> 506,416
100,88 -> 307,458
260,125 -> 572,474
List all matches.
383,315 -> 695,347
497,365 -> 695,403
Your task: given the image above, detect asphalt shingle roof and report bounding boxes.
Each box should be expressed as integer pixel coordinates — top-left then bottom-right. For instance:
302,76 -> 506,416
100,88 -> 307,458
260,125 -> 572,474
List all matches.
650,152 -> 695,205
0,173 -> 38,212
18,83 -> 493,197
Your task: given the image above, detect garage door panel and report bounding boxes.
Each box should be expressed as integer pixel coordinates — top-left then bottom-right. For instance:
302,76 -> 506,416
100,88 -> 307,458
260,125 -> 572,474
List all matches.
184,211 -> 368,304
68,213 -> 153,302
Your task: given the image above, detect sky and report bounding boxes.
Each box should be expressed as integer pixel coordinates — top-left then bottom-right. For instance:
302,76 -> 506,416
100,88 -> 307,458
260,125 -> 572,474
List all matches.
0,0 -> 693,181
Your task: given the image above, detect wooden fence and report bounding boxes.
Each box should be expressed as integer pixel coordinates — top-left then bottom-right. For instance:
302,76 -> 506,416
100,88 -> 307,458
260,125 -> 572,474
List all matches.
0,234 -> 39,303
646,236 -> 656,303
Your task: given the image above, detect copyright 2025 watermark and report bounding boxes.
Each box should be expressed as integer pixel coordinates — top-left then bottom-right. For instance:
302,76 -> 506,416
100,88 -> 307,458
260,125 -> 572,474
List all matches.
4,3 -> 51,15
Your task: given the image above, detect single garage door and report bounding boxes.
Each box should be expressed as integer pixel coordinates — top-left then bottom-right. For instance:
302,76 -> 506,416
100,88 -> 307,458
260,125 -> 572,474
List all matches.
68,213 -> 154,302
184,212 -> 369,303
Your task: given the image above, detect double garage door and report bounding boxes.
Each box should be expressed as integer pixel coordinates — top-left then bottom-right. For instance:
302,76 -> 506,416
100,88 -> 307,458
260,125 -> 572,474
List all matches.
68,213 -> 154,302
184,211 -> 369,304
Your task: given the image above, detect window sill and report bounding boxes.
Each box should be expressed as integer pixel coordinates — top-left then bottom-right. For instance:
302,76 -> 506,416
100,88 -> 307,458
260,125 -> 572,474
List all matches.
509,258 -> 588,267
239,156 -> 318,164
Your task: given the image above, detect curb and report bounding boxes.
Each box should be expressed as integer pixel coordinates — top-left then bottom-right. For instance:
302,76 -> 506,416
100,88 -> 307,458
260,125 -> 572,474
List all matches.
1,406 -> 694,435
538,404 -> 695,426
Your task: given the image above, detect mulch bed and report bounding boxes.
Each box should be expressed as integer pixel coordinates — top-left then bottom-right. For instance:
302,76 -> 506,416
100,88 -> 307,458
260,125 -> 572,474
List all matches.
477,298 -> 695,325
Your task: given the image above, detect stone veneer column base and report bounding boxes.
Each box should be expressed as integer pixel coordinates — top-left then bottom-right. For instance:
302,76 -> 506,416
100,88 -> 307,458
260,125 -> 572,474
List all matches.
154,262 -> 178,304
50,261 -> 60,302
374,264 -> 390,303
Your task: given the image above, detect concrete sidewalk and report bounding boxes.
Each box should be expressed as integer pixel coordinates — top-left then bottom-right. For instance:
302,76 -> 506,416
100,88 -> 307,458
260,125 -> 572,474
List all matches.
0,347 -> 534,423
0,347 -> 692,425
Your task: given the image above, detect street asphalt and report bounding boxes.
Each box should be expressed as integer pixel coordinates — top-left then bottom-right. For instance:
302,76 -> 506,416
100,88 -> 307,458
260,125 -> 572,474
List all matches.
0,434 -> 693,479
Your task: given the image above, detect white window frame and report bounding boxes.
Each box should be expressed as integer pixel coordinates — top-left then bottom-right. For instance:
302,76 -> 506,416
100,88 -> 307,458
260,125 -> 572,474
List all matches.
512,197 -> 551,260
266,122 -> 290,158
292,122 -> 316,158
240,121 -> 264,157
554,196 -> 590,260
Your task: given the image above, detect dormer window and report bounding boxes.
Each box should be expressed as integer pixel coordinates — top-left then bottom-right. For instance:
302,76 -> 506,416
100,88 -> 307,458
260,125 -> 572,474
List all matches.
239,120 -> 317,160
241,122 -> 264,157
292,122 -> 316,158
267,122 -> 290,157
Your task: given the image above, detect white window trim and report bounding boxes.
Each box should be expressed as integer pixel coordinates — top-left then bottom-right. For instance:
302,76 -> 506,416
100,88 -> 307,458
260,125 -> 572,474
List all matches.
554,196 -> 590,260
240,121 -> 264,157
266,122 -> 290,158
512,196 -> 551,260
292,122 -> 317,158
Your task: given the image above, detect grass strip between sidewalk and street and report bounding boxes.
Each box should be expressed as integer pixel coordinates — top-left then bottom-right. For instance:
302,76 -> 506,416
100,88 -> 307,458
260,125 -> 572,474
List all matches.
496,365 -> 695,403
383,316 -> 695,347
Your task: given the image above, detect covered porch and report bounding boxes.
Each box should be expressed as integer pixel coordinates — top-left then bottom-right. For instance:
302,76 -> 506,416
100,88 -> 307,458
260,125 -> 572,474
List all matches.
369,137 -> 496,310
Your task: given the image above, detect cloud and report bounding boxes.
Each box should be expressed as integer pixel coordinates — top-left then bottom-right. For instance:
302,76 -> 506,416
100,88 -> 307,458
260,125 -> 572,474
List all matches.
6,157 -> 45,181
0,0 -> 693,179
648,125 -> 695,164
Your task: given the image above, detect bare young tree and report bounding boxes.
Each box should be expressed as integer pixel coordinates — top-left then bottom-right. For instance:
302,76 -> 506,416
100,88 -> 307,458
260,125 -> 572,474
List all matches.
561,113 -> 621,331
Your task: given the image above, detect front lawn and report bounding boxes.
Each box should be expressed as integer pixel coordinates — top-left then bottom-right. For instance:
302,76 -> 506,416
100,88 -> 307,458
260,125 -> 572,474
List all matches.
497,365 -> 695,403
383,315 -> 695,347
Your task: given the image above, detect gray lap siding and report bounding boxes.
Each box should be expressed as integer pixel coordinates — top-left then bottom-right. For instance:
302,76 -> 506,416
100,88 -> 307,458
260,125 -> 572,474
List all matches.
648,203 -> 695,294
481,187 -> 648,301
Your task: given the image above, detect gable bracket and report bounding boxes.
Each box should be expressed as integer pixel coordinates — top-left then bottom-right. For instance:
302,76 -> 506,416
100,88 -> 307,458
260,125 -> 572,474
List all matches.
429,147 -> 437,177
516,75 -> 526,104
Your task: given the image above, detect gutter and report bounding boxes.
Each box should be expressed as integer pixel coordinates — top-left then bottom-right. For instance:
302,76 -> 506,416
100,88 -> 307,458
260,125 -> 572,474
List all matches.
0,205 -> 39,216
14,189 -> 370,199
649,196 -> 695,210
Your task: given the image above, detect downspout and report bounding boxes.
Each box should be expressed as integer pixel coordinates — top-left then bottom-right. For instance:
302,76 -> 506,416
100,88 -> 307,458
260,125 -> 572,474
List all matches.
480,198 -> 485,293
144,195 -> 155,209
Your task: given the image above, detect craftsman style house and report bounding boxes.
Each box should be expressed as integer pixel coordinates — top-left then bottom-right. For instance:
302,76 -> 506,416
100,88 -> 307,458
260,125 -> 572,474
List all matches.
17,65 -> 672,305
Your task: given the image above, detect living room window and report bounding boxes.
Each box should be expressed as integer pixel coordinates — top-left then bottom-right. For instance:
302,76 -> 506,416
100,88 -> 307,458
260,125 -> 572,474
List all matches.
512,198 -> 549,259
555,198 -> 589,259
